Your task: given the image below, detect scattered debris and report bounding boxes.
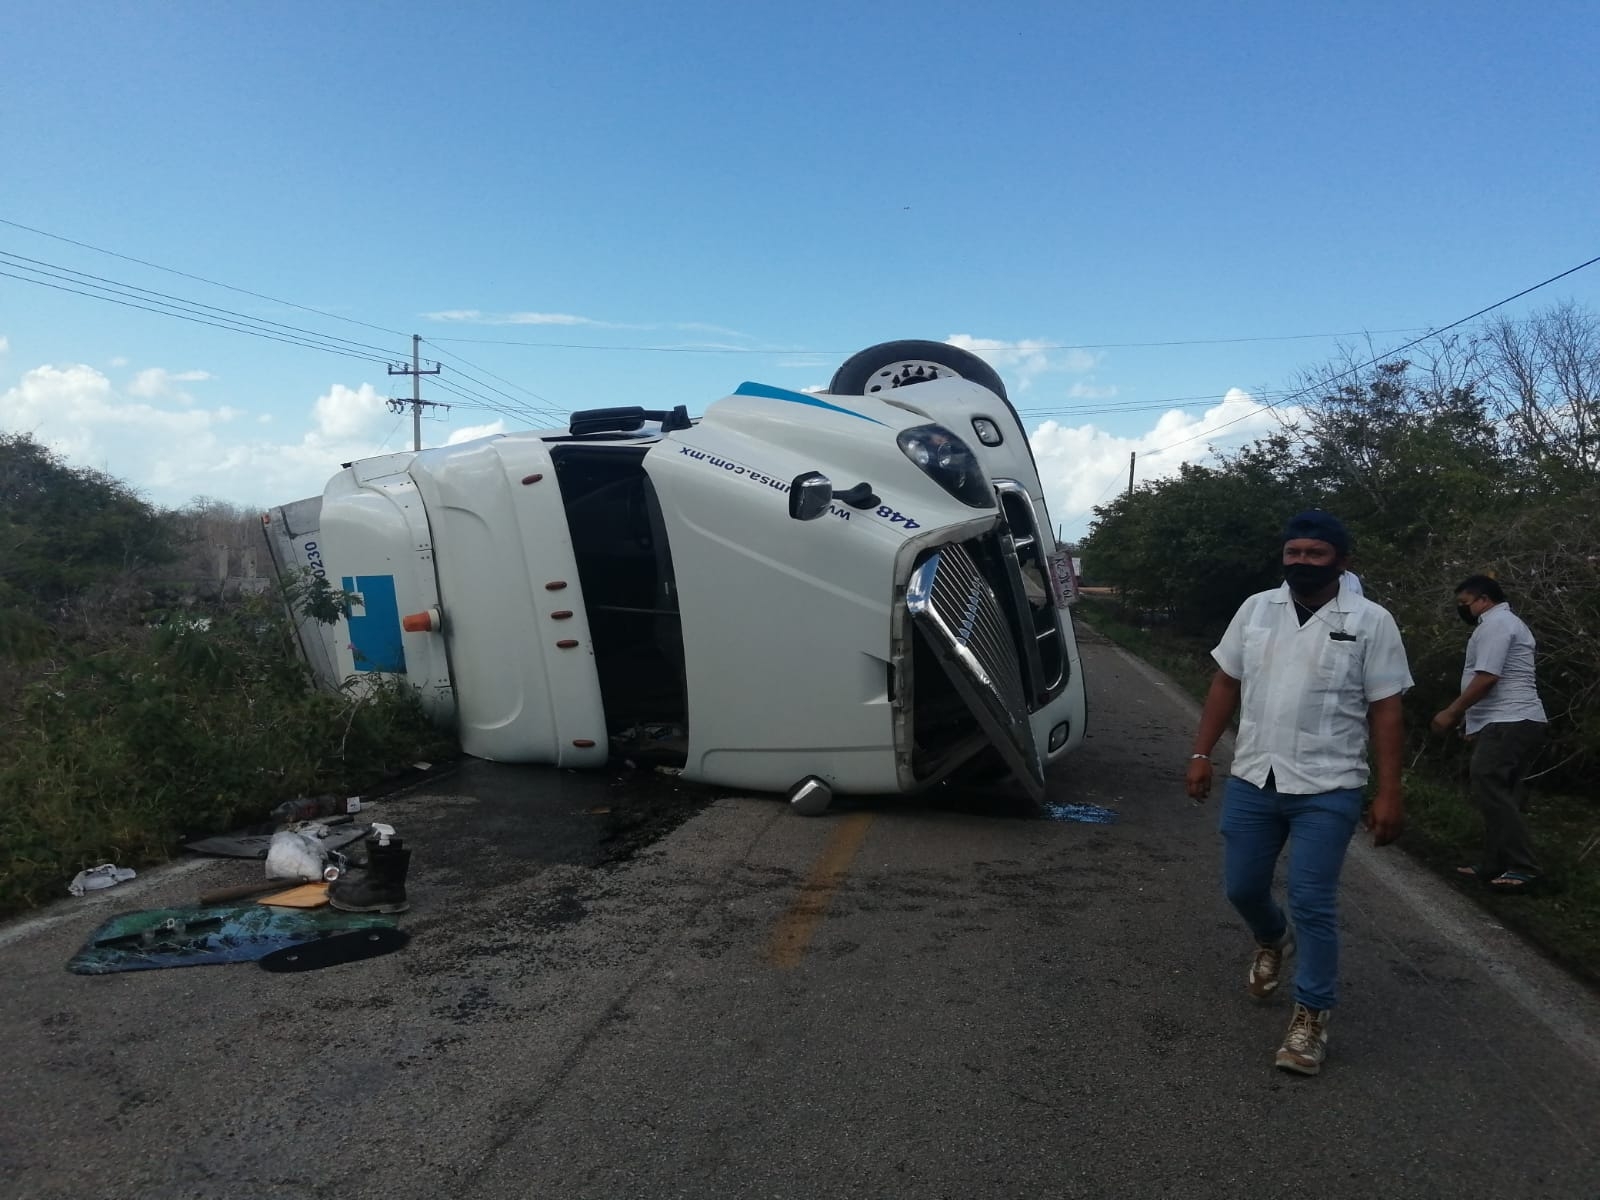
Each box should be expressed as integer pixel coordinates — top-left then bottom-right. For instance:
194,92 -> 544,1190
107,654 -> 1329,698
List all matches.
67,905 -> 398,974
198,878 -> 300,905
265,829 -> 334,882
1045,803 -> 1119,825
329,825 -> 411,914
258,882 -> 331,908
184,823 -> 367,860
270,793 -> 362,823
257,927 -> 409,972
67,864 -> 136,897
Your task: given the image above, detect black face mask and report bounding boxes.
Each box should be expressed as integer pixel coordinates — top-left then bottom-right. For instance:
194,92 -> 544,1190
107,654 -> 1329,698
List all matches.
1284,562 -> 1341,597
1457,604 -> 1478,626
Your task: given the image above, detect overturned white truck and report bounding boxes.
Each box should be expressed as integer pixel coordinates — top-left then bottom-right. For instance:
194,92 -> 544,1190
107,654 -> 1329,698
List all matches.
265,340 -> 1087,811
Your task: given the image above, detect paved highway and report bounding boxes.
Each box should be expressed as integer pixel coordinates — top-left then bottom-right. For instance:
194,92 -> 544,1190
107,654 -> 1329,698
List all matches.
3,629 -> 1597,1198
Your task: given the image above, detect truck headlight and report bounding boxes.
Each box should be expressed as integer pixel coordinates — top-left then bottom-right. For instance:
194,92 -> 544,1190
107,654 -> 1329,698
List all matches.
896,424 -> 996,509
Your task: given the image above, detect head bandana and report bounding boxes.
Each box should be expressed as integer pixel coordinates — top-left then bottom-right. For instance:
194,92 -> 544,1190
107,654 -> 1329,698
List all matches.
1281,510 -> 1350,556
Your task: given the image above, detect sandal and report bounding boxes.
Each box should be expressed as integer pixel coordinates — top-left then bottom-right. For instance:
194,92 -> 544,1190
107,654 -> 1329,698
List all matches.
1488,870 -> 1539,892
1454,865 -> 1489,882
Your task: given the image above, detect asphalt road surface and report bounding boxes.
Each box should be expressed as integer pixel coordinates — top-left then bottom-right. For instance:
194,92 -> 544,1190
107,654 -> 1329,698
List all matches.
4,629 -> 1598,1198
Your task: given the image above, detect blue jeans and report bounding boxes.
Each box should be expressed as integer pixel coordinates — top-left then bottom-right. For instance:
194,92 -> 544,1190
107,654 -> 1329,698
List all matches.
1219,775 -> 1364,1012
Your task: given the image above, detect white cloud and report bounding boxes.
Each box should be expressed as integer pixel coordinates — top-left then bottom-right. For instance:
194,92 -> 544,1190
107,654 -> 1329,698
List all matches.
1065,381 -> 1119,401
1030,387 -> 1299,540
0,335 -> 9,355
672,322 -> 754,338
3,364 -> 237,471
945,335 -> 1098,392
0,364 -> 421,508
423,309 -> 619,328
128,366 -> 213,398
311,382 -> 389,440
109,355 -> 128,367
445,420 -> 506,444
421,310 -> 757,341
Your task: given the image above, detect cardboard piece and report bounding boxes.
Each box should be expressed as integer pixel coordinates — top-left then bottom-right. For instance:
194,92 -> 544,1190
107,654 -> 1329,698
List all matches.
257,882 -> 331,908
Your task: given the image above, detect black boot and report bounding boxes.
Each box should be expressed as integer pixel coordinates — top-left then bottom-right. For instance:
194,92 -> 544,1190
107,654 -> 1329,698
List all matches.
329,837 -> 411,913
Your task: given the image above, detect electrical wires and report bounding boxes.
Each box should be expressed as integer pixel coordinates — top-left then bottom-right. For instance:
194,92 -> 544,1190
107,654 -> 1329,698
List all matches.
1135,252 -> 1600,463
0,249 -> 403,367
0,216 -> 406,339
422,327 -> 1432,355
0,220 -> 575,432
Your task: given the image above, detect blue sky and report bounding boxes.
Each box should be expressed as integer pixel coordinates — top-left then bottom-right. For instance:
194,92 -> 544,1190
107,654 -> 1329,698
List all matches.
4,0 -> 1597,538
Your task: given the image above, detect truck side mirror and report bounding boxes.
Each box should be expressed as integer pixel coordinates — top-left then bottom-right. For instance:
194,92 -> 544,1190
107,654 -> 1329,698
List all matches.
788,472 -> 833,521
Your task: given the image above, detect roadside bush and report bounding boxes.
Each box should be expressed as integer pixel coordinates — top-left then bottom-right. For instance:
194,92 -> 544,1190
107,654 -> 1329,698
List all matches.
0,435 -> 455,918
0,586 -> 452,920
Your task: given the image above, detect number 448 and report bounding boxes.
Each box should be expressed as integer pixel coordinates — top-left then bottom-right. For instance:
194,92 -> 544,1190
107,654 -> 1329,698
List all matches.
875,505 -> 921,531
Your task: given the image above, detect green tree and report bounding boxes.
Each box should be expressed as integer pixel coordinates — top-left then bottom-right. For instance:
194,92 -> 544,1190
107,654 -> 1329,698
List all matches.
0,433 -> 176,616
1081,435 -> 1303,635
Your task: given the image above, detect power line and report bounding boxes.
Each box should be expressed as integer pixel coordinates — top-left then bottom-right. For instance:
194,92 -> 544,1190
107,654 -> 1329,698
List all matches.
0,224 -> 564,421
1015,388 -> 1304,419
1052,472 -> 1128,533
0,267 -> 393,366
374,413 -> 407,454
424,327 -> 1431,355
1137,252 -> 1600,463
427,369 -> 555,421
0,215 -> 407,338
422,345 -> 567,424
0,249 -> 402,360
429,374 -> 547,425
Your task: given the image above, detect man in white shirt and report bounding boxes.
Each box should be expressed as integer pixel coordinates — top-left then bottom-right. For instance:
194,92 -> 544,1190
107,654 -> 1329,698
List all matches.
1431,575 -> 1546,891
1186,510 -> 1412,1076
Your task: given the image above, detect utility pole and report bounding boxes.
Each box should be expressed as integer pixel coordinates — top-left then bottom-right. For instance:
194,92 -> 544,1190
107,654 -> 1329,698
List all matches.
1126,451 -> 1135,498
388,334 -> 444,451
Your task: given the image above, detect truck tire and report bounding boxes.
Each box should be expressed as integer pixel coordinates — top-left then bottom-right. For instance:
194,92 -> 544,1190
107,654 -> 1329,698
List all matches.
828,340 -> 1009,402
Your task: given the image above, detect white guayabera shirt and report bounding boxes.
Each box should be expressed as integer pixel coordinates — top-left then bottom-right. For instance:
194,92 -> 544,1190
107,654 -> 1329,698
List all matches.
1212,576 -> 1413,794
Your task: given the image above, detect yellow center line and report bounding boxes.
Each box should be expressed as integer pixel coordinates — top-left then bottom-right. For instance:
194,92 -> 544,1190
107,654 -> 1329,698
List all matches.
764,811 -> 875,969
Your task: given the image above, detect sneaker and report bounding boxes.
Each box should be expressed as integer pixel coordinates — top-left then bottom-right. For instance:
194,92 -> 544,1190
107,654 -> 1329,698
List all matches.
1275,1003 -> 1331,1075
1247,928 -> 1296,999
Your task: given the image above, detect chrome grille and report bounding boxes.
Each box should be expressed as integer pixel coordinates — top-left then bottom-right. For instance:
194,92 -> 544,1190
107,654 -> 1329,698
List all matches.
907,543 -> 1043,799
922,544 -> 1030,716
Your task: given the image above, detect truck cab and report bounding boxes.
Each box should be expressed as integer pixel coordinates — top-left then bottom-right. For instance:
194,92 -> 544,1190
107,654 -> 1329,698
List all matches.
266,340 -> 1087,809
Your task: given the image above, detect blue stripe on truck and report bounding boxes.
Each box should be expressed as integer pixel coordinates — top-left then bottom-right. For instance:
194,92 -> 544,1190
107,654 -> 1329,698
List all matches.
733,381 -> 887,426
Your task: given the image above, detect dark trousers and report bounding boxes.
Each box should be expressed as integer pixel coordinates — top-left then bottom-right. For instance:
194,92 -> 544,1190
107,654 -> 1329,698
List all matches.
1468,720 -> 1545,875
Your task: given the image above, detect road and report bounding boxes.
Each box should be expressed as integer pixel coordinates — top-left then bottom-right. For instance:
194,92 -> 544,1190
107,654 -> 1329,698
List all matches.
3,629 -> 1598,1198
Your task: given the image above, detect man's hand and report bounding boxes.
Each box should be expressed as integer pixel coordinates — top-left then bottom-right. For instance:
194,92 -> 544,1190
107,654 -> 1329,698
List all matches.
1187,670 -> 1240,805
1434,674 -> 1498,736
1364,790 -> 1404,846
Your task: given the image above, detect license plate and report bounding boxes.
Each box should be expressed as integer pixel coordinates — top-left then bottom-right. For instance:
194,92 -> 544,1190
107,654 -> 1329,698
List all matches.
1046,552 -> 1076,609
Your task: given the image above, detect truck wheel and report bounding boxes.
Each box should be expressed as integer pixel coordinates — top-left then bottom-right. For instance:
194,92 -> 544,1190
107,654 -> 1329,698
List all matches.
828,340 -> 1009,402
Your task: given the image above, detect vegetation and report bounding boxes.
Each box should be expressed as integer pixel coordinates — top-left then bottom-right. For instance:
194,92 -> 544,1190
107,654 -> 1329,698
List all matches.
1076,302 -> 1600,980
0,434 -> 451,919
